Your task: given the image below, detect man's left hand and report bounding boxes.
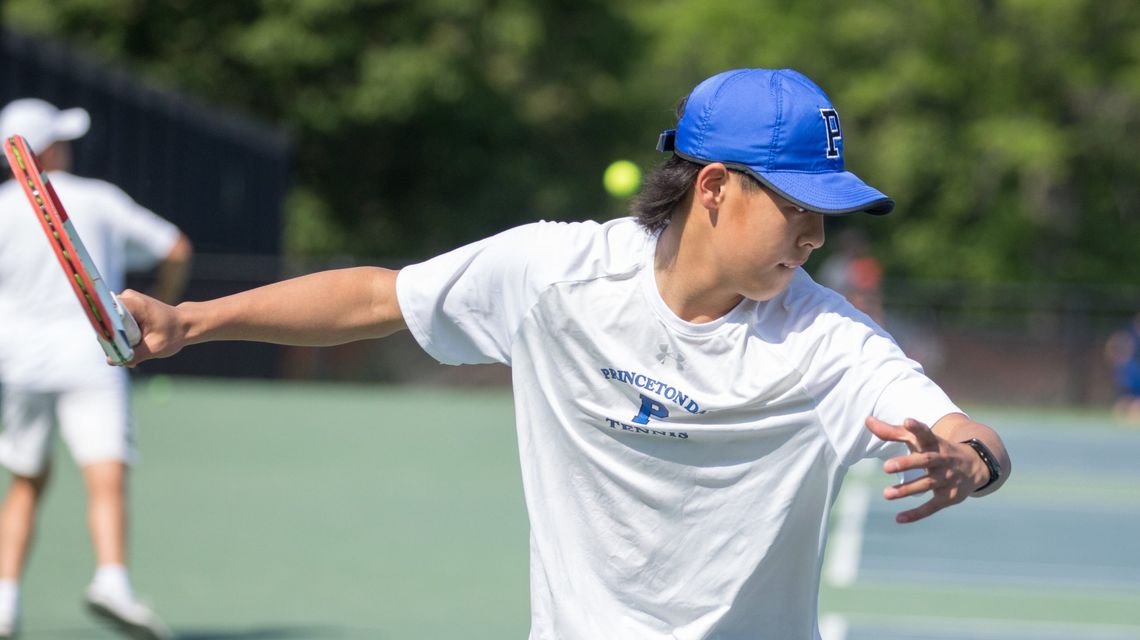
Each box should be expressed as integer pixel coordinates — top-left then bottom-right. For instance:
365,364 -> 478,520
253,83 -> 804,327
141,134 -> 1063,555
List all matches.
864,416 -> 991,524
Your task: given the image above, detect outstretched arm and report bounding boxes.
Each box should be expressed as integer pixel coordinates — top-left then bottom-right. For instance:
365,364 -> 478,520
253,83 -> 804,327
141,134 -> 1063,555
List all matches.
118,266 -> 406,365
865,413 -> 1010,524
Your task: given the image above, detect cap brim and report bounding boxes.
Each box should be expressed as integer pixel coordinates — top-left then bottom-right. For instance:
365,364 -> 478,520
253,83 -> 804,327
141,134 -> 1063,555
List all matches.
751,169 -> 894,215
51,107 -> 90,143
672,149 -> 894,215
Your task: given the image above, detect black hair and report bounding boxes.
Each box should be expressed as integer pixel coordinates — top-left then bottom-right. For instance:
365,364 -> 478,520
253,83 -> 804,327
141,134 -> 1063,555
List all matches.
632,96 -> 764,234
630,154 -> 703,234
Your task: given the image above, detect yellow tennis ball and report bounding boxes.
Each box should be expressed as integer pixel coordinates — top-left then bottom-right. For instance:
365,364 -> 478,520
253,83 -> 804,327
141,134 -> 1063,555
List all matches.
603,160 -> 641,197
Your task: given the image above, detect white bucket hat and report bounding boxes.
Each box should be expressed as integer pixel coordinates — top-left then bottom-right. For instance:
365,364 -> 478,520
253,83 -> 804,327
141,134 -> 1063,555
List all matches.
0,98 -> 90,153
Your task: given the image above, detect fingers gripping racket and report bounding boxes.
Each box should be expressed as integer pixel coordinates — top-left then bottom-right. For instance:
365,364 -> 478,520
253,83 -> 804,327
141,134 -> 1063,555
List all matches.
4,134 -> 140,365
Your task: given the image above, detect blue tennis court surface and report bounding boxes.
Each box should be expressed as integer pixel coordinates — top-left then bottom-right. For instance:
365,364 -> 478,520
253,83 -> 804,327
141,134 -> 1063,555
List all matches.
4,379 -> 1138,638
831,616 -> 1140,640
821,407 -> 1140,639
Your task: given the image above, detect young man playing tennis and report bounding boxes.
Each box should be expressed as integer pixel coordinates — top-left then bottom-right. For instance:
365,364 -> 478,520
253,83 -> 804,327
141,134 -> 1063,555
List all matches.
0,98 -> 192,639
120,68 -> 1010,639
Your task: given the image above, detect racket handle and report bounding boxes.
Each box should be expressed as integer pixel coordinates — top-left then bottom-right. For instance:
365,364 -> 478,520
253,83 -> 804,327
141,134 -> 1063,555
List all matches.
111,291 -> 142,347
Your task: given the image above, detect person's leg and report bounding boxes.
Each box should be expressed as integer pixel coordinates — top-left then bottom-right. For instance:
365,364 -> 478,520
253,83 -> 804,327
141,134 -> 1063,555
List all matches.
0,470 -> 50,637
81,460 -> 128,569
61,385 -> 170,639
0,469 -> 51,581
0,470 -> 51,637
57,382 -> 134,580
79,461 -> 170,639
0,388 -> 57,637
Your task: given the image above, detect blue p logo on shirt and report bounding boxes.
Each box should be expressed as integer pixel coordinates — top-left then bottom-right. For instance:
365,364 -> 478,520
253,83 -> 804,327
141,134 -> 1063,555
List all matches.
632,394 -> 670,425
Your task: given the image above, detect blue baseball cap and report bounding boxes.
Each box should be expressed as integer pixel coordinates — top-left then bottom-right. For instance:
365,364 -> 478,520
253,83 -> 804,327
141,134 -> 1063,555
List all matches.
657,68 -> 894,215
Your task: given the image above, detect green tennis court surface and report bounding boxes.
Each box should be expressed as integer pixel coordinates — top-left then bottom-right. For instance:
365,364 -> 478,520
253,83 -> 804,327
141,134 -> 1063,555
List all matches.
4,378 -> 1138,638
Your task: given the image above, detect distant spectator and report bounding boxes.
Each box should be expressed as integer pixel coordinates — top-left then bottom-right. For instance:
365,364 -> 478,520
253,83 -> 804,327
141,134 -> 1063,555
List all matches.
0,98 -> 191,639
818,227 -> 885,325
1105,311 -> 1140,423
816,228 -> 945,374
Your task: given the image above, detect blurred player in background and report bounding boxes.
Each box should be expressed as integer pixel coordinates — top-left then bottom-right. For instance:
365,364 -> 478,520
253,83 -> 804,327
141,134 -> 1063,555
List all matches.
817,227 -> 885,324
816,227 -> 945,375
0,99 -> 192,639
1105,310 -> 1140,423
118,69 -> 1009,638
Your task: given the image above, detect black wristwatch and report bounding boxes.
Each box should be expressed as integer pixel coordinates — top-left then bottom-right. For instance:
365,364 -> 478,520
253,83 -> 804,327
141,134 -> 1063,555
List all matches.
961,438 -> 1001,493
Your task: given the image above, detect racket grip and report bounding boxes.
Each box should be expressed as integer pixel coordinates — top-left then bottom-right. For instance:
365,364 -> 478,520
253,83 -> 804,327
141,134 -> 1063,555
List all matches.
111,291 -> 142,346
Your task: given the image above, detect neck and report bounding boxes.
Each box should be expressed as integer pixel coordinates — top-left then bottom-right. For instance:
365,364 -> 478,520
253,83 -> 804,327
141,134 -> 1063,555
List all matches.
38,144 -> 70,172
653,210 -> 743,323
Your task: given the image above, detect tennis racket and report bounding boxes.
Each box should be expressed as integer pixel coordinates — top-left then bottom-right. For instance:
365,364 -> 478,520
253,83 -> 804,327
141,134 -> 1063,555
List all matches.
3,134 -> 140,365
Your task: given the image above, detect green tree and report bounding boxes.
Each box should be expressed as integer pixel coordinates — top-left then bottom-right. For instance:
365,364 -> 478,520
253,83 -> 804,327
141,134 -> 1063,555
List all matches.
631,0 -> 1140,284
4,0 -> 647,259
7,0 -> 1140,285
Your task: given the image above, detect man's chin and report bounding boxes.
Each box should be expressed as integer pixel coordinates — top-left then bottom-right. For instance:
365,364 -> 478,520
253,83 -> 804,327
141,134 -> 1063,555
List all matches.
744,272 -> 795,302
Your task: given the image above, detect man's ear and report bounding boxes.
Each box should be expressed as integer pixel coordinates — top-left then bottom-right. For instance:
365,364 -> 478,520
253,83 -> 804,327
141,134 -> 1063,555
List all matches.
694,163 -> 730,211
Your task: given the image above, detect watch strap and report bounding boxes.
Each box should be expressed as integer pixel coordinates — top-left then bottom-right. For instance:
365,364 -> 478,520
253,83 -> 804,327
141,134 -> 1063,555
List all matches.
961,438 -> 1000,493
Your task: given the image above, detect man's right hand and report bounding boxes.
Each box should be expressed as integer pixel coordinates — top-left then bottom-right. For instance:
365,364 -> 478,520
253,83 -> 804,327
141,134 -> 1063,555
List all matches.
116,288 -> 186,366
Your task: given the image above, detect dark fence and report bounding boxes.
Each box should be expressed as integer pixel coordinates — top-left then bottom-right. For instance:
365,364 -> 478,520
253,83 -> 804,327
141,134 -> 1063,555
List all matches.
1,26 -> 291,378
881,280 -> 1140,408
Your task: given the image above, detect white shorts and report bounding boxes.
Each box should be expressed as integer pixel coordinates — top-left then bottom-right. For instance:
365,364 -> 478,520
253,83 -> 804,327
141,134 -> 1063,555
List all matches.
0,383 -> 135,477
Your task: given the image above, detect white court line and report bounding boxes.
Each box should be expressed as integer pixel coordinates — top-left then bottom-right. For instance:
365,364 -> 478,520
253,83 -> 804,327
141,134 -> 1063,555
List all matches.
825,472 -> 872,587
818,613 -> 849,640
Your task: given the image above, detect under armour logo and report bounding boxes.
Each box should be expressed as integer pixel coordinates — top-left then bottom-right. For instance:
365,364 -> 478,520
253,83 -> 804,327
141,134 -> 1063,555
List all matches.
820,108 -> 842,159
656,344 -> 686,370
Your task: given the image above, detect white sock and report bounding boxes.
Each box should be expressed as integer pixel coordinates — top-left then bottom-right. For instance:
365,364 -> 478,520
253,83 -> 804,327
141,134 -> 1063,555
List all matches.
91,564 -> 134,599
0,579 -> 19,621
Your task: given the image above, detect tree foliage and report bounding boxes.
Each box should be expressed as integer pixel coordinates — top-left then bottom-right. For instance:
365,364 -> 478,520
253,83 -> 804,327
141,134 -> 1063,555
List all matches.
5,0 -> 1140,284
632,0 -> 1140,284
4,0 -> 646,259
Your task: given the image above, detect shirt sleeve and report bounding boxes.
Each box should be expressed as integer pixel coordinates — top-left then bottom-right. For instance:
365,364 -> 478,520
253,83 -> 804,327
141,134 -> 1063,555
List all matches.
395,221 -> 568,366
100,184 -> 180,270
791,287 -> 962,467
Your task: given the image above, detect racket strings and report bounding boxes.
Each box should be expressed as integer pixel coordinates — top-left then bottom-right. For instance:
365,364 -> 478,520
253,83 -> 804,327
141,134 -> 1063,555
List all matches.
12,147 -> 117,346
26,183 -> 113,337
5,137 -> 131,364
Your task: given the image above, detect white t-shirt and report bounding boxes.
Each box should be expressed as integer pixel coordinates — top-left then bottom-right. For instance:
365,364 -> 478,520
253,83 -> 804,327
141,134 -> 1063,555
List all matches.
396,217 -> 960,640
0,172 -> 180,390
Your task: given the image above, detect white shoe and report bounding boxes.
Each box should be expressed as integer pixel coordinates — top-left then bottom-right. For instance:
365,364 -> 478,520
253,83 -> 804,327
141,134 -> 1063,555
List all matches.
84,584 -> 171,640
